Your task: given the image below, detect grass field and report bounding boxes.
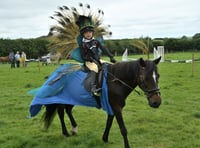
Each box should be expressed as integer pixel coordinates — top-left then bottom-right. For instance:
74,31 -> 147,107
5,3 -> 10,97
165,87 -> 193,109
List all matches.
0,52 -> 200,148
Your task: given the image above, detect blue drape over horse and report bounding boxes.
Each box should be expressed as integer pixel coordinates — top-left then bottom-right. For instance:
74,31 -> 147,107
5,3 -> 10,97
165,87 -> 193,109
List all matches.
29,63 -> 113,116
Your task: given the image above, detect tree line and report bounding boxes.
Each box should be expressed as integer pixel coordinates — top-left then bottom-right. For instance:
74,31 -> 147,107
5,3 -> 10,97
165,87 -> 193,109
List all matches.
0,33 -> 200,58
0,38 -> 49,59
105,33 -> 200,55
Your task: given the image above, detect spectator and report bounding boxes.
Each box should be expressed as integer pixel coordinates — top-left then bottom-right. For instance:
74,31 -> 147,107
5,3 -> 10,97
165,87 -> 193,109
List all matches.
9,51 -> 15,68
21,51 -> 27,67
15,51 -> 20,68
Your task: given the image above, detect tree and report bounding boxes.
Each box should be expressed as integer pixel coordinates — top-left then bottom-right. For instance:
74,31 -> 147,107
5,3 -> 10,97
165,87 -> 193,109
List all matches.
192,33 -> 200,39
0,38 -> 49,58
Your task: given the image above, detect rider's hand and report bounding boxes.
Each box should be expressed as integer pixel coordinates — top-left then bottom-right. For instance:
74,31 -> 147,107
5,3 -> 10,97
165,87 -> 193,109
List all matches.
110,57 -> 117,63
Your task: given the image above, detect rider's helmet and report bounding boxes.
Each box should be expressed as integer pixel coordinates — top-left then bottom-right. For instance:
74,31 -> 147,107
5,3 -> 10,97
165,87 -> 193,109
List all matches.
76,15 -> 94,35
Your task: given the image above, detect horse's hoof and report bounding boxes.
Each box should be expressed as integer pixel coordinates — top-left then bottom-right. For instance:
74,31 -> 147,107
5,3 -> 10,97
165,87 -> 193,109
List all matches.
71,131 -> 77,135
102,137 -> 108,143
63,133 -> 70,137
71,127 -> 78,135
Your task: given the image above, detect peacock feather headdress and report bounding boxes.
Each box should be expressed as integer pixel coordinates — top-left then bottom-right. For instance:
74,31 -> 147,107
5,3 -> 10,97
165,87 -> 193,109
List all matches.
48,3 -> 112,57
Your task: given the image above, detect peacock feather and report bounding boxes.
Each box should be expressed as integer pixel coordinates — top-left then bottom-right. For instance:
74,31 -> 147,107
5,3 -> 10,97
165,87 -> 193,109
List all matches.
48,3 -> 112,57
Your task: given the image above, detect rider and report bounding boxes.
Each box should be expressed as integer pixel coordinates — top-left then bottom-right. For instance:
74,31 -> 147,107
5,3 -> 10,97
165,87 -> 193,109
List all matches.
76,15 -> 117,96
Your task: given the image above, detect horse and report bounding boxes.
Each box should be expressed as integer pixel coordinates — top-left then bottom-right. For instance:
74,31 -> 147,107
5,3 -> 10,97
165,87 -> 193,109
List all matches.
32,57 -> 162,148
0,56 -> 10,63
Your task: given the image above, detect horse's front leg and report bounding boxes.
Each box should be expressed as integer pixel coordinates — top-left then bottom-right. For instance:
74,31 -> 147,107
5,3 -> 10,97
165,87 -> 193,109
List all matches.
57,105 -> 70,137
65,104 -> 78,135
102,115 -> 114,142
114,108 -> 130,148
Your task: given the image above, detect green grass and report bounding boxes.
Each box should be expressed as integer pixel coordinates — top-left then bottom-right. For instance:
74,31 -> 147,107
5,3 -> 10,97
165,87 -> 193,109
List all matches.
0,52 -> 200,148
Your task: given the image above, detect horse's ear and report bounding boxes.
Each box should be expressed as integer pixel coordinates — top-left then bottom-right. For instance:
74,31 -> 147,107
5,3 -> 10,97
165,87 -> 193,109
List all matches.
139,58 -> 146,67
154,56 -> 161,65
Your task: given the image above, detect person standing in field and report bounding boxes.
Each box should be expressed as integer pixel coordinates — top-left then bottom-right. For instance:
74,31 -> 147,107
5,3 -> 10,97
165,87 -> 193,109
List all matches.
21,51 -> 27,67
15,51 -> 20,68
9,51 -> 15,68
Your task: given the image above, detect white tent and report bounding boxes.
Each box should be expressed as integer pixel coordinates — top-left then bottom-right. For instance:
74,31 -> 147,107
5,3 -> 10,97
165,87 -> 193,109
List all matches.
122,48 -> 128,61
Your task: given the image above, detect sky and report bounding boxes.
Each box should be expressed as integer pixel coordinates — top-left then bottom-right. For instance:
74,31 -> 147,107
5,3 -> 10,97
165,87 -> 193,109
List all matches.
0,0 -> 200,39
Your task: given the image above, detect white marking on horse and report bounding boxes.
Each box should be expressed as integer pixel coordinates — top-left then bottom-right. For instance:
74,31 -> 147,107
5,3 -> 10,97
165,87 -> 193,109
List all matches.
71,126 -> 78,135
153,71 -> 157,83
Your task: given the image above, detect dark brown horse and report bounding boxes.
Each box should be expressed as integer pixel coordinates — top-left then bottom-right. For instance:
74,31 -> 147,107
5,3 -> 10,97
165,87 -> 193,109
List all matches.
42,57 -> 161,148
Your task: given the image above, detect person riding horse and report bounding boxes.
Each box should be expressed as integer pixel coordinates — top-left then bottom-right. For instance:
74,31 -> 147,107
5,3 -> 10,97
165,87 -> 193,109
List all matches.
28,4 -> 162,148
76,15 -> 116,96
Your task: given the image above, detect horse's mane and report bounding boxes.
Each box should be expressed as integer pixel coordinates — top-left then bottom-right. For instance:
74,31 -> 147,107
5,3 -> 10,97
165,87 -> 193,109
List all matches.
108,60 -> 140,81
108,59 -> 158,80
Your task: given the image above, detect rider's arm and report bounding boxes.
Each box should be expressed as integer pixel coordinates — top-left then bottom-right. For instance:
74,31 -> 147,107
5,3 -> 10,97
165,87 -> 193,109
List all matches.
97,40 -> 116,63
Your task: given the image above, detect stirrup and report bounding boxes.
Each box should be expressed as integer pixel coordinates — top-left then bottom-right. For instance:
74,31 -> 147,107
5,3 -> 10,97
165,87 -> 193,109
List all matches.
96,87 -> 102,92
91,88 -> 102,96
92,92 -> 100,96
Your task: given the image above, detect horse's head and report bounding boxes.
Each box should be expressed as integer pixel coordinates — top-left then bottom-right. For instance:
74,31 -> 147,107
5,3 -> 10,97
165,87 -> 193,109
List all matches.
137,57 -> 161,108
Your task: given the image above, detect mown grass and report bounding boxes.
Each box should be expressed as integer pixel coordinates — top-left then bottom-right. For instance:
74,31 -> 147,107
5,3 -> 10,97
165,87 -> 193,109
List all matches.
0,52 -> 200,148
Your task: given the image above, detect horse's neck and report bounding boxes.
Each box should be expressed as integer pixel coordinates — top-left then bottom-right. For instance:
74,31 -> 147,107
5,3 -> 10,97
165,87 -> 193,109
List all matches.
109,61 -> 139,88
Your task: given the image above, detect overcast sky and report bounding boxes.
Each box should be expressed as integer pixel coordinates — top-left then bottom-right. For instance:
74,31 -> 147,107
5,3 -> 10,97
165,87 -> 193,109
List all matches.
0,0 -> 199,39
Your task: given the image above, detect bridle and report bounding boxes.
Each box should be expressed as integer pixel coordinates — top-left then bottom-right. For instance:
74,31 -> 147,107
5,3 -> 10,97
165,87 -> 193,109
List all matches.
137,66 -> 160,98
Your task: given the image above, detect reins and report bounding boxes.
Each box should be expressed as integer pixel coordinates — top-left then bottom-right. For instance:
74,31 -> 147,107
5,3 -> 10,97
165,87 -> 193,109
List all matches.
106,70 -> 142,96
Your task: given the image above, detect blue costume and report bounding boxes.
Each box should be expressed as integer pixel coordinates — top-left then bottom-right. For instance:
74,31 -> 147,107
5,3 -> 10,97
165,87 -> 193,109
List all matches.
28,64 -> 114,116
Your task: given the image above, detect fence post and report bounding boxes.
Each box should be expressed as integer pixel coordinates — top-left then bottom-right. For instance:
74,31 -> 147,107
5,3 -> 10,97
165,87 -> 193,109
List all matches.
192,54 -> 194,77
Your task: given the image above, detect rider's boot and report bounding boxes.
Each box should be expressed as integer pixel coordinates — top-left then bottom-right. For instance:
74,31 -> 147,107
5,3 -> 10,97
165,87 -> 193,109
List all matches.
90,71 -> 101,96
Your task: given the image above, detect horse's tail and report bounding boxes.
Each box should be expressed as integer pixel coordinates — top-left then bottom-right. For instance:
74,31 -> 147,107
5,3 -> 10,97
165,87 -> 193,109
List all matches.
41,104 -> 57,130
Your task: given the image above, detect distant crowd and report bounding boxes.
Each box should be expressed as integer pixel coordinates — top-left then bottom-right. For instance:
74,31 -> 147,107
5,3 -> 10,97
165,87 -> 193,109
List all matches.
9,51 -> 27,68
